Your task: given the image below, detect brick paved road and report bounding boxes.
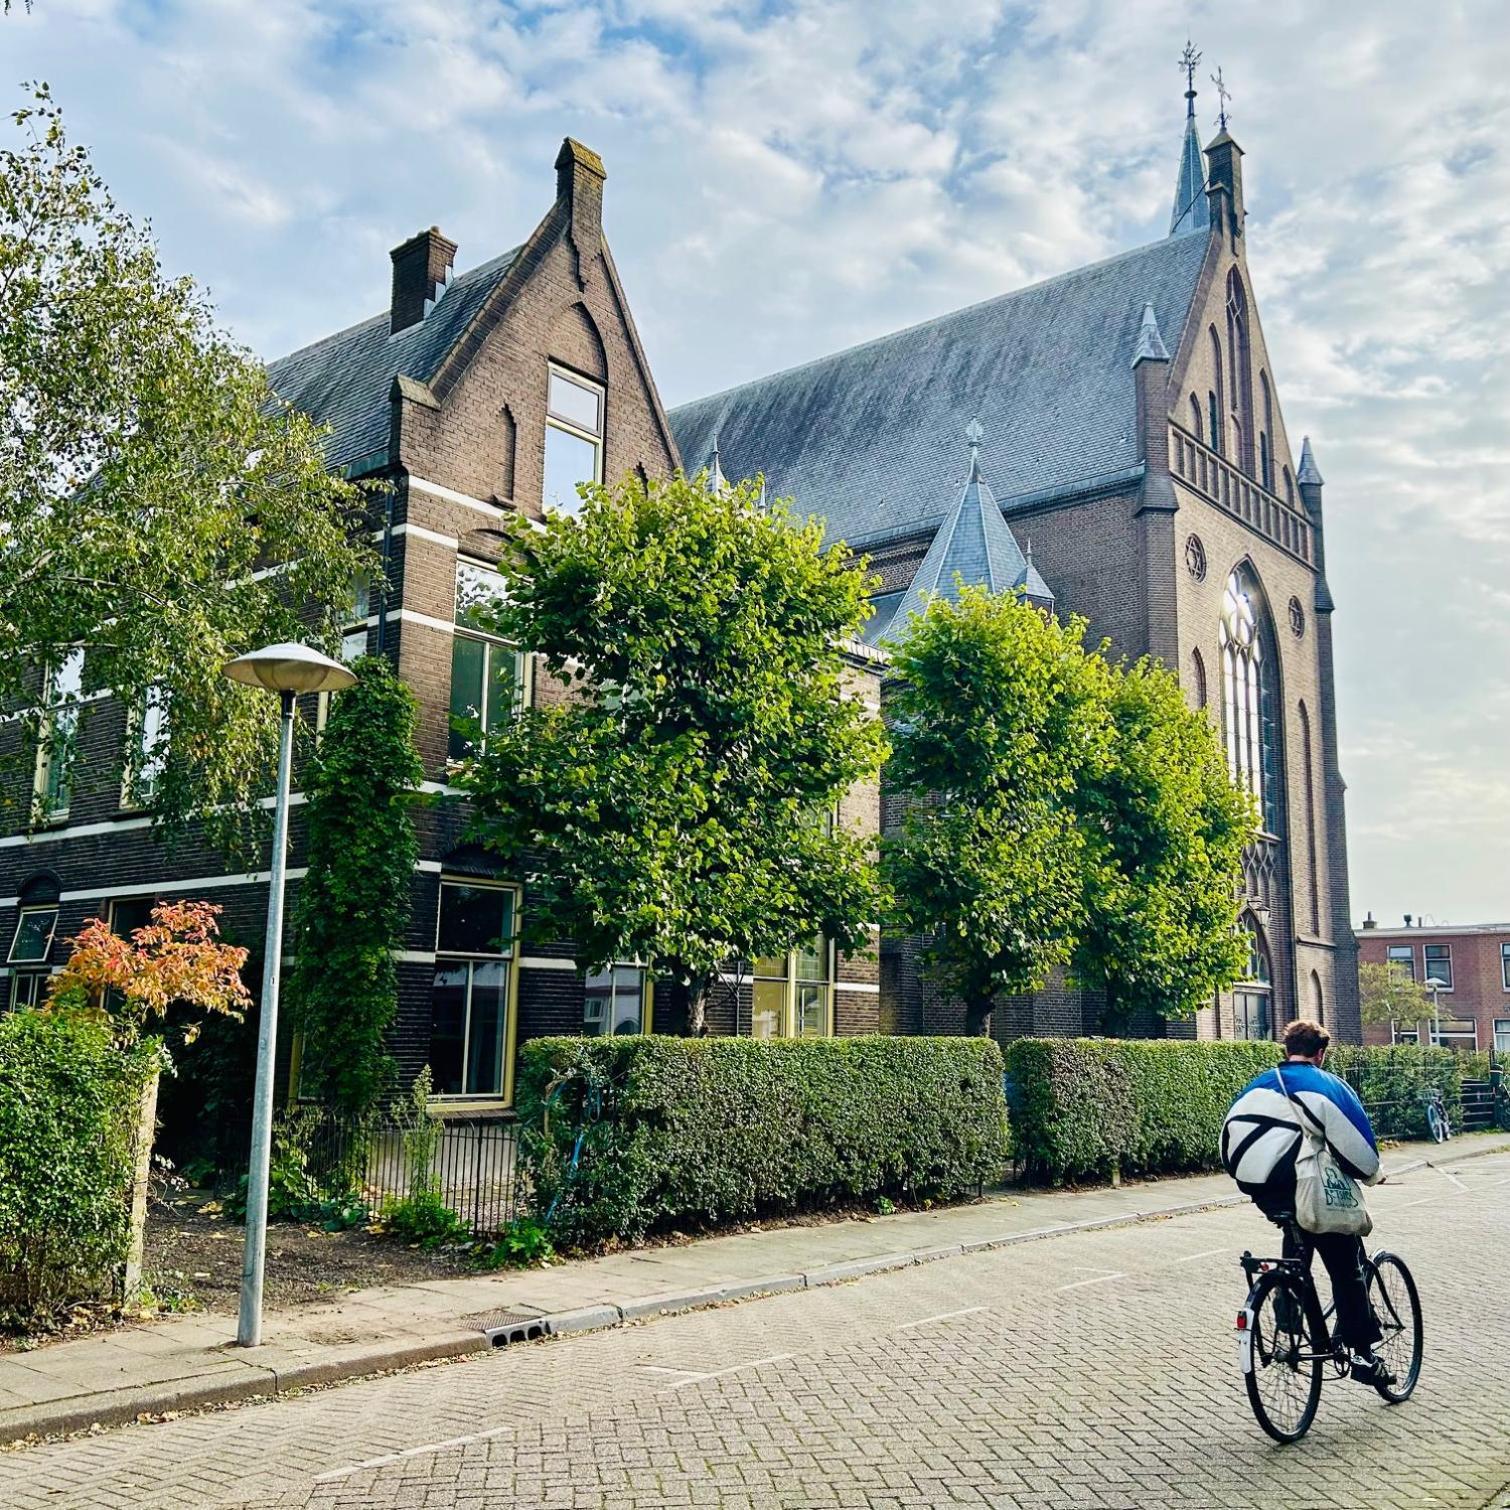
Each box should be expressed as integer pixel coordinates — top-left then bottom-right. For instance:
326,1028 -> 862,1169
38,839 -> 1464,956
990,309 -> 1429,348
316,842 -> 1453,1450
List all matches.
5,1152 -> 1509,1510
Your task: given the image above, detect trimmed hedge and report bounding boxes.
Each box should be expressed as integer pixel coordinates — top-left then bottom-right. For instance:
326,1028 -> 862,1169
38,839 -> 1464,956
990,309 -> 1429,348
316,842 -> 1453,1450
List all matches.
1004,1036 -> 1484,1185
516,1035 -> 1010,1248
0,1010 -> 157,1320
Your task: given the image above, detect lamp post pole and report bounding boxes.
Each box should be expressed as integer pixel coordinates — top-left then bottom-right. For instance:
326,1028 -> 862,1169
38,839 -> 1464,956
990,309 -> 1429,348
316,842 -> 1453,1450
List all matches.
237,688 -> 295,1347
223,642 -> 356,1348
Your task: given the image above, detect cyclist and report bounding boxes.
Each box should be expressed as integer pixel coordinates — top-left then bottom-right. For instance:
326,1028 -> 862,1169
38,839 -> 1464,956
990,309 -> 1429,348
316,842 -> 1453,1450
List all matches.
1221,1018 -> 1392,1385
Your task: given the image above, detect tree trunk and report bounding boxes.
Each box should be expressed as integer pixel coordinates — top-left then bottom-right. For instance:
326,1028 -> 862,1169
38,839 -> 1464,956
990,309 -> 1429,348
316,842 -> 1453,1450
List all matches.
965,995 -> 994,1039
686,980 -> 709,1037
121,1065 -> 160,1307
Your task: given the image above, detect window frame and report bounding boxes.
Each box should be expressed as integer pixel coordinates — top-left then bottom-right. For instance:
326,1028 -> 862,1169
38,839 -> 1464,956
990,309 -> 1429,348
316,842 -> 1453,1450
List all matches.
8,904 -> 60,965
1422,942 -> 1453,992
447,558 -> 528,764
1495,1018 -> 1510,1053
542,364 -> 605,518
582,963 -> 654,1037
32,648 -> 86,823
6,969 -> 49,1013
121,684 -> 169,812
1386,943 -> 1416,981
749,938 -> 836,1040
1501,942 -> 1510,993
428,878 -> 521,1105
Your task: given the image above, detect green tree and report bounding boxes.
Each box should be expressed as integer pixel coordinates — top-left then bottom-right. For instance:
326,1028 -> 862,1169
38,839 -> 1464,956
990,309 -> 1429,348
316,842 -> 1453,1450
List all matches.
287,658 -> 423,1114
882,585 -> 1111,1035
461,472 -> 887,1035
1358,960 -> 1431,1032
1072,658 -> 1252,1025
0,86 -> 375,843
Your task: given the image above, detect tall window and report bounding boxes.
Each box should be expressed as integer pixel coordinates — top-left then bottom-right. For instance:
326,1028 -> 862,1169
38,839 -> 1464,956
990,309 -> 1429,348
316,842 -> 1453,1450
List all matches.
1188,393 -> 1204,442
429,880 -> 515,1099
1226,271 -> 1253,474
1298,701 -> 1320,933
1501,941 -> 1510,991
1423,943 -> 1453,991
449,560 -> 521,763
1259,373 -> 1275,491
123,686 -> 169,810
583,964 -> 649,1035
1234,918 -> 1271,1040
751,937 -> 834,1039
1219,566 -> 1281,834
1496,1019 -> 1510,1053
1387,943 -> 1415,981
7,884 -> 60,1013
33,649 -> 85,821
542,366 -> 604,517
1207,326 -> 1225,455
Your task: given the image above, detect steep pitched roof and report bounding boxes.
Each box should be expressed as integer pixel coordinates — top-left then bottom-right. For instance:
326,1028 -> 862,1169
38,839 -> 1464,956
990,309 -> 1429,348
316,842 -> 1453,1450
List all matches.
667,229 -> 1210,550
866,439 -> 1053,646
265,247 -> 521,475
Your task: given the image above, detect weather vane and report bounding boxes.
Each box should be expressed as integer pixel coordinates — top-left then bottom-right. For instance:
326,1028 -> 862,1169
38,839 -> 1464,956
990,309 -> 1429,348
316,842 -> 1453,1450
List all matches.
1179,41 -> 1201,114
1211,65 -> 1232,131
966,417 -> 983,454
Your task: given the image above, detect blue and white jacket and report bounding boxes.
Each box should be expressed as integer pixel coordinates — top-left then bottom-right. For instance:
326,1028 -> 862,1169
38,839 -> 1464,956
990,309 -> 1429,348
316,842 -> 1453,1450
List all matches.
1220,1062 -> 1382,1196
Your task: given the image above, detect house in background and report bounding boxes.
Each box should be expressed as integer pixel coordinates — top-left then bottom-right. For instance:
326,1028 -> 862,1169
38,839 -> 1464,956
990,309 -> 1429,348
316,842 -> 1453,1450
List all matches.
1357,916 -> 1510,1053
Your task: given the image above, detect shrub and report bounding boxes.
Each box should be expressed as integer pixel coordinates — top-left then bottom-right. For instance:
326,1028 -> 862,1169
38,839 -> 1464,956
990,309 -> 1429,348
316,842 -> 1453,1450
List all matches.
516,1035 -> 1009,1248
0,1010 -> 158,1320
1004,1036 -> 1487,1186
380,1190 -> 469,1248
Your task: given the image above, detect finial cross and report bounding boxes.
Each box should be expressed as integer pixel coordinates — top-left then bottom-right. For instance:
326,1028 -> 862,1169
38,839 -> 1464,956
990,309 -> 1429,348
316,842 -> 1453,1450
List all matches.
1179,41 -> 1201,101
1211,65 -> 1231,130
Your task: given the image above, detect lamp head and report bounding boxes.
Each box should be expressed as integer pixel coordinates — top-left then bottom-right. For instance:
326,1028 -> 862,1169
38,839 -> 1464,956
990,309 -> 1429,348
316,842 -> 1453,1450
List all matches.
222,642 -> 358,695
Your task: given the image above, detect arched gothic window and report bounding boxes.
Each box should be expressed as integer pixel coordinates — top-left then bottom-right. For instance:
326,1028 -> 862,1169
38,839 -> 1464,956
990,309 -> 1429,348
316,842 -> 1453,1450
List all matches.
1188,393 -> 1203,442
1226,271 -> 1254,475
1207,327 -> 1225,455
1259,373 -> 1275,491
1234,916 -> 1272,1040
1220,564 -> 1282,834
1283,467 -> 1295,507
1310,970 -> 1325,1025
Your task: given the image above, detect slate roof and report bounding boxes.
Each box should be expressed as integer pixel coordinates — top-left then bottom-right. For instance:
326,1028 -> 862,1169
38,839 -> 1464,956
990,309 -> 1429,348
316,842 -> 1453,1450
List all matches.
1170,106 -> 1211,237
265,247 -> 521,474
866,446 -> 1054,646
667,227 -> 1211,551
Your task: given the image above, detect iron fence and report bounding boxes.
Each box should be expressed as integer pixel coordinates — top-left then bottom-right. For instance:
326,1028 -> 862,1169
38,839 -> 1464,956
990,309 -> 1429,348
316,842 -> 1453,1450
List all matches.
273,1109 -> 528,1238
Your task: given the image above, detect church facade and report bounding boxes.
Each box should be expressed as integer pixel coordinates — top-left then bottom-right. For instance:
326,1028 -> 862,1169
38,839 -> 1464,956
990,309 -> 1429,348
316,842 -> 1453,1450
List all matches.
668,91 -> 1360,1045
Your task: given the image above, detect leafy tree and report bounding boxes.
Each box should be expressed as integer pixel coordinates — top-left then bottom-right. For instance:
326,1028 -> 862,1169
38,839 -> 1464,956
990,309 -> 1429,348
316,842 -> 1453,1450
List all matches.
882,585 -> 1111,1035
0,85 -> 375,843
287,657 -> 424,1114
1358,960 -> 1431,1031
47,899 -> 251,1043
1072,658 -> 1253,1025
461,472 -> 887,1035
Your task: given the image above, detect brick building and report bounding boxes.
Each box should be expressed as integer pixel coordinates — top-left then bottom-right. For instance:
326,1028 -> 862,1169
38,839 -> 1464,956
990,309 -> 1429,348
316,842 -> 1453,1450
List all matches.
1357,918 -> 1510,1054
670,82 -> 1359,1045
0,139 -> 883,1112
0,80 -> 1362,1109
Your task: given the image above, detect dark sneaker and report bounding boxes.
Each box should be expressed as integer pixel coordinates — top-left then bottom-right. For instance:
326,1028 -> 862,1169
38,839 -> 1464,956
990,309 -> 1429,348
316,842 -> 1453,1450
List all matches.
1349,1352 -> 1395,1387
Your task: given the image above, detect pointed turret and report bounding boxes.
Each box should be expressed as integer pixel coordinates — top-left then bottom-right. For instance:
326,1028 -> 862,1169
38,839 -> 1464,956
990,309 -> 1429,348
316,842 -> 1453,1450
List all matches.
708,432 -> 726,494
1296,435 -> 1324,487
1169,69 -> 1211,237
870,421 -> 1053,643
1132,302 -> 1170,365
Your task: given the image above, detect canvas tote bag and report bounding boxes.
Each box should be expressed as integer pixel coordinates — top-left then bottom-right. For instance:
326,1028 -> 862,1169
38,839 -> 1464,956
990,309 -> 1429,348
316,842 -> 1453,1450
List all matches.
1276,1069 -> 1373,1238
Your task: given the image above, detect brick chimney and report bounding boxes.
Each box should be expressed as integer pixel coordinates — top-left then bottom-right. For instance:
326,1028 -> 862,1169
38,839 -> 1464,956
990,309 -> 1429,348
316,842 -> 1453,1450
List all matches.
389,227 -> 457,335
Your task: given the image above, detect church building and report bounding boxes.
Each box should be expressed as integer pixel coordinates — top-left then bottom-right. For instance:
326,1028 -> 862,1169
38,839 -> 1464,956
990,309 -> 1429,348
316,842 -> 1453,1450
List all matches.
668,78 -> 1360,1044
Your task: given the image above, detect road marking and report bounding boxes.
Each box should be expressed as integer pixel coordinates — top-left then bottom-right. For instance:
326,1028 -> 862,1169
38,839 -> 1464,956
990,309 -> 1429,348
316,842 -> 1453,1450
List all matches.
637,1364 -> 703,1376
1055,1271 -> 1125,1292
1176,1248 -> 1228,1264
1434,1164 -> 1469,1190
894,1306 -> 989,1330
314,1429 -> 512,1482
668,1352 -> 794,1388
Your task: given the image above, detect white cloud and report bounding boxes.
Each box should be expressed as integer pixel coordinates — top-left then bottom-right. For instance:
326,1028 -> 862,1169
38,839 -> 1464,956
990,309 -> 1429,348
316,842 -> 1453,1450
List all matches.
8,0 -> 1510,923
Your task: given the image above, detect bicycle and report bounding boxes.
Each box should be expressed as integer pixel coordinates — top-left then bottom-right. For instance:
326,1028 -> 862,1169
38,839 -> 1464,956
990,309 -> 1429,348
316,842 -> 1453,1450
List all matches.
1422,1086 -> 1451,1143
1237,1220 -> 1423,1442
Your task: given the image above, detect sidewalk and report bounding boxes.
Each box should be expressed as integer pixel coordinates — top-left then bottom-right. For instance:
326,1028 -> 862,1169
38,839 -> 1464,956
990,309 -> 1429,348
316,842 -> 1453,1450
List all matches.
3,1131 -> 1505,1445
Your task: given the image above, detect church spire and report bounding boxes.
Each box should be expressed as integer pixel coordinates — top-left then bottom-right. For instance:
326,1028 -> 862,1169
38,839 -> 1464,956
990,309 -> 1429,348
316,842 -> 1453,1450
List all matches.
1170,41 -> 1211,237
708,432 -> 726,494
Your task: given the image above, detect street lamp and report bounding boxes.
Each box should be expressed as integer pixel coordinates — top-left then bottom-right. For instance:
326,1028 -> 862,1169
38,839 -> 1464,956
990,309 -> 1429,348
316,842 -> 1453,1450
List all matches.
1425,976 -> 1447,1049
223,643 -> 356,1346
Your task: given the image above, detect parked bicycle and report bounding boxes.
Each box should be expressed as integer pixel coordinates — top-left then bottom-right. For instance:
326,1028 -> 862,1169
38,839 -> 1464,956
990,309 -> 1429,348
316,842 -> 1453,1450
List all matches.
1422,1086 -> 1451,1143
1237,1219 -> 1423,1442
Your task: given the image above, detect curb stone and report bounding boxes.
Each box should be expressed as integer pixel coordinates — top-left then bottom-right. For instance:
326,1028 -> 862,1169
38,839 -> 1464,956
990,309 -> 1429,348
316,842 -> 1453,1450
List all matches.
2,1133 -> 1502,1446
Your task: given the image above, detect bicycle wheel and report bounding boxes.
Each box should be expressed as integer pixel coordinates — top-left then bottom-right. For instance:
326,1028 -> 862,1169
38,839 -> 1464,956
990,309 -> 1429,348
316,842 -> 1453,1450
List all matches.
1242,1270 -> 1324,1442
1428,1105 -> 1447,1143
1367,1253 -> 1423,1403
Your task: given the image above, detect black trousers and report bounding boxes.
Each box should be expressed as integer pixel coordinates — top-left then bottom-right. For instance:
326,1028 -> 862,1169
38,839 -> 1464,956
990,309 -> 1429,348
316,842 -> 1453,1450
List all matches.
1282,1226 -> 1381,1353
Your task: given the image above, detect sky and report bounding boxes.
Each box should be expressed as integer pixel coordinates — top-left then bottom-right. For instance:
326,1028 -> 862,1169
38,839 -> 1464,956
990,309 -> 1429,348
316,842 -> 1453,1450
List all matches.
6,0 -> 1509,927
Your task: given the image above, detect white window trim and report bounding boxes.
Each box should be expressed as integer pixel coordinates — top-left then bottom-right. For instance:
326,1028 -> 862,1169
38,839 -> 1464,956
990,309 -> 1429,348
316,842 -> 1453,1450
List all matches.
8,904 -> 60,965
32,650 -> 86,824
543,364 -> 605,516
1422,943 -> 1454,992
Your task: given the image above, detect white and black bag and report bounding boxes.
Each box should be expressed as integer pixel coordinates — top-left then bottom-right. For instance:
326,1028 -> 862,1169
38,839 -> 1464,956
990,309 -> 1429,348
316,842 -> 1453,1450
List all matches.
1277,1069 -> 1373,1238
